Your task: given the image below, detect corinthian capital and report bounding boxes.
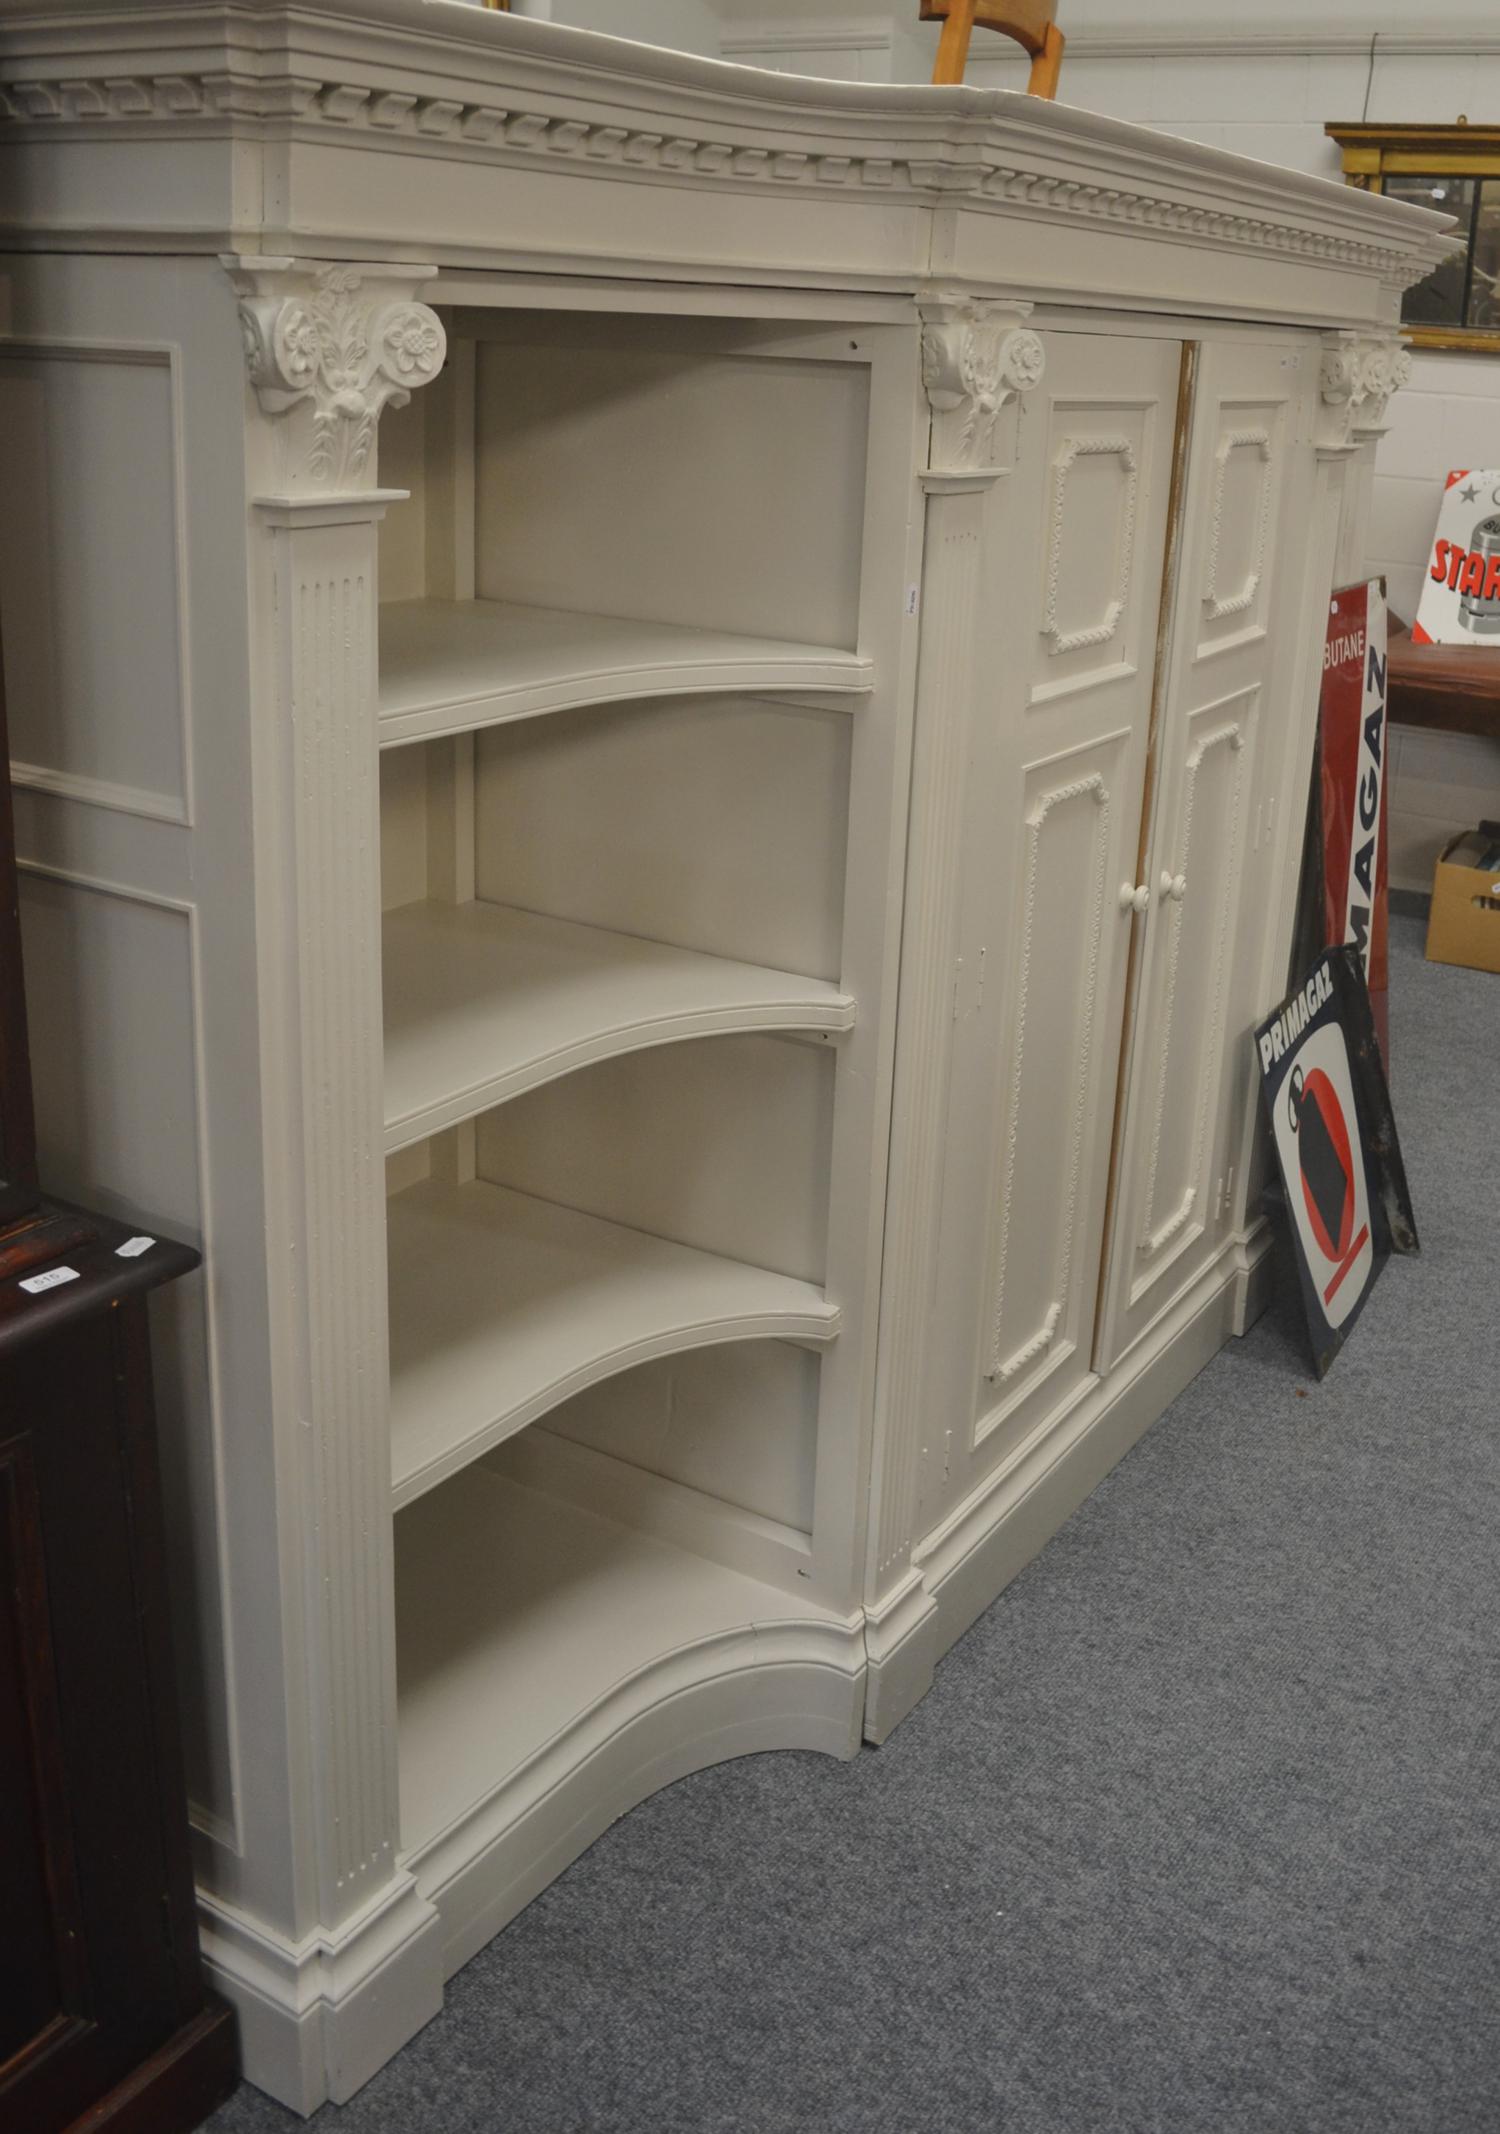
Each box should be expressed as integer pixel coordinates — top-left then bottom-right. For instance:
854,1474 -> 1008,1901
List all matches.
919,288 -> 1045,477
1318,328 -> 1413,450
226,256 -> 447,492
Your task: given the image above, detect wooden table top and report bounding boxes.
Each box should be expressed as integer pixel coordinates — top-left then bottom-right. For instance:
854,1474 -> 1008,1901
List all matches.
1389,618 -> 1500,738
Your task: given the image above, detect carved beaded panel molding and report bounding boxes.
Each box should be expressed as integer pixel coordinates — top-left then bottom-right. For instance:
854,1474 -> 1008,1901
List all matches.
233,264 -> 447,489
984,770 -> 1111,1394
1202,427 -> 1274,624
1042,435 -> 1140,657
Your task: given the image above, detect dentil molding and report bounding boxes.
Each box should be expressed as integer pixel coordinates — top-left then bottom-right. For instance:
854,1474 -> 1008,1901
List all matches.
0,5 -> 1448,296
1318,328 -> 1414,450
227,257 -> 447,491
919,292 -> 1045,474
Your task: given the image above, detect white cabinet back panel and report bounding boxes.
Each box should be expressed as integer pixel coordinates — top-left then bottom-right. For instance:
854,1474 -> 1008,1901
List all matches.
377,390 -> 429,605
0,349 -> 188,818
473,695 -> 851,979
474,1034 -> 836,1285
475,336 -> 869,648
379,741 -> 432,911
527,1340 -> 820,1535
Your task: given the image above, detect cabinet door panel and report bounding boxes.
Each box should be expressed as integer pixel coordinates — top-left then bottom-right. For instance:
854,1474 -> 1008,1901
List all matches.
982,727 -> 1128,1409
1130,687 -> 1255,1274
1097,337 -> 1317,1368
914,331 -> 1183,1532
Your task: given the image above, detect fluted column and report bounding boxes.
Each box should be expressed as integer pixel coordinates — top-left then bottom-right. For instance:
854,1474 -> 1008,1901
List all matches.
222,257 -> 448,2104
864,289 -> 1045,1737
1319,326 -> 1413,583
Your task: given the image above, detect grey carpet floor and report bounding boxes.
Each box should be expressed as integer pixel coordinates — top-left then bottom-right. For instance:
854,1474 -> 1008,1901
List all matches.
207,915 -> 1500,2132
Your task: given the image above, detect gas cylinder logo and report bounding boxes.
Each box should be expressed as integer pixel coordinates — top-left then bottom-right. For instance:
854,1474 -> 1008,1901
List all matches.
1428,496 -> 1500,635
1270,1022 -> 1372,1328
1415,472 -> 1500,644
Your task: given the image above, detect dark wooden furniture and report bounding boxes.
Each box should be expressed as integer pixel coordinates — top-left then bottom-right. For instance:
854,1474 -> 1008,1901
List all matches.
1389,616 -> 1500,740
0,650 -> 96,1283
1,651 -> 236,2128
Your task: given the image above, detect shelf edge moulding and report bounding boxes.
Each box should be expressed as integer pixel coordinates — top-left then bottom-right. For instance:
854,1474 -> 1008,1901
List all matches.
382,900 -> 856,1153
378,600 -> 875,745
387,1179 -> 841,1510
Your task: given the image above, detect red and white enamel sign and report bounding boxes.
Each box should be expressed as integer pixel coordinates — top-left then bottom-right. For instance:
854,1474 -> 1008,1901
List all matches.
1320,581 -> 1389,1057
1268,1018 -> 1373,1332
1255,949 -> 1397,1376
1413,469 -> 1500,645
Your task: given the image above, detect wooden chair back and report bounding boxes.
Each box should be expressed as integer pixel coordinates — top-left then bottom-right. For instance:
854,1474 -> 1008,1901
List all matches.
919,0 -> 1065,95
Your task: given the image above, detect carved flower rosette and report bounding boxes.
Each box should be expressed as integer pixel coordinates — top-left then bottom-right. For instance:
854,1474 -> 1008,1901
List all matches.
236,265 -> 447,489
921,302 -> 1046,471
1319,329 -> 1413,446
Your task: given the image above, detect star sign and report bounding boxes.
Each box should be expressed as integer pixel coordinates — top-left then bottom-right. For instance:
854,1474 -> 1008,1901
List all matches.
1460,482 -> 1479,501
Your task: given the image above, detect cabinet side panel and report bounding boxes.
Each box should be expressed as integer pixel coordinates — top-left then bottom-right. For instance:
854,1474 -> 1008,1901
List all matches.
16,877 -> 231,1845
0,350 -> 188,819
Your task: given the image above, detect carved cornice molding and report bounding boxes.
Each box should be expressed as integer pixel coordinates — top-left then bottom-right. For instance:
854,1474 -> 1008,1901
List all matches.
0,9 -> 1448,299
227,258 -> 446,491
1318,328 -> 1414,450
920,292 -> 1044,476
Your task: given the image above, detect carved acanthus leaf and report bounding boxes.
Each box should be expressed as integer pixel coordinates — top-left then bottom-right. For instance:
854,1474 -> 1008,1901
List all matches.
231,261 -> 447,489
920,295 -> 1045,473
1318,328 -> 1413,448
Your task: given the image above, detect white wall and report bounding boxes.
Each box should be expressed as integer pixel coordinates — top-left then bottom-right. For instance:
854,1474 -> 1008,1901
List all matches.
552,1 -> 721,56
467,0 -> 723,58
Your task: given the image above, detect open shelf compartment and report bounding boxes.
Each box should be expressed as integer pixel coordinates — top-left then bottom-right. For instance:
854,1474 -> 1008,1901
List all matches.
387,1175 -> 840,1510
395,1463 -> 862,1880
382,898 -> 855,1154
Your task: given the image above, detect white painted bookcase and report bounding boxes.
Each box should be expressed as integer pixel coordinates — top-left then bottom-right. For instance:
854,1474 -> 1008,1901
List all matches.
0,2 -> 1442,2112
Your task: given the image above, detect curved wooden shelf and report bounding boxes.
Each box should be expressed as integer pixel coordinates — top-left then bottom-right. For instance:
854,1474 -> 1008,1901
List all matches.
395,1466 -> 863,1900
387,1178 -> 840,1510
378,598 -> 874,745
383,899 -> 854,1154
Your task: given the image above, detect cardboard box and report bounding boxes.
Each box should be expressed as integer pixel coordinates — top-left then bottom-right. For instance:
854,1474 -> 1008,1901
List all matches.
1427,824 -> 1500,974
